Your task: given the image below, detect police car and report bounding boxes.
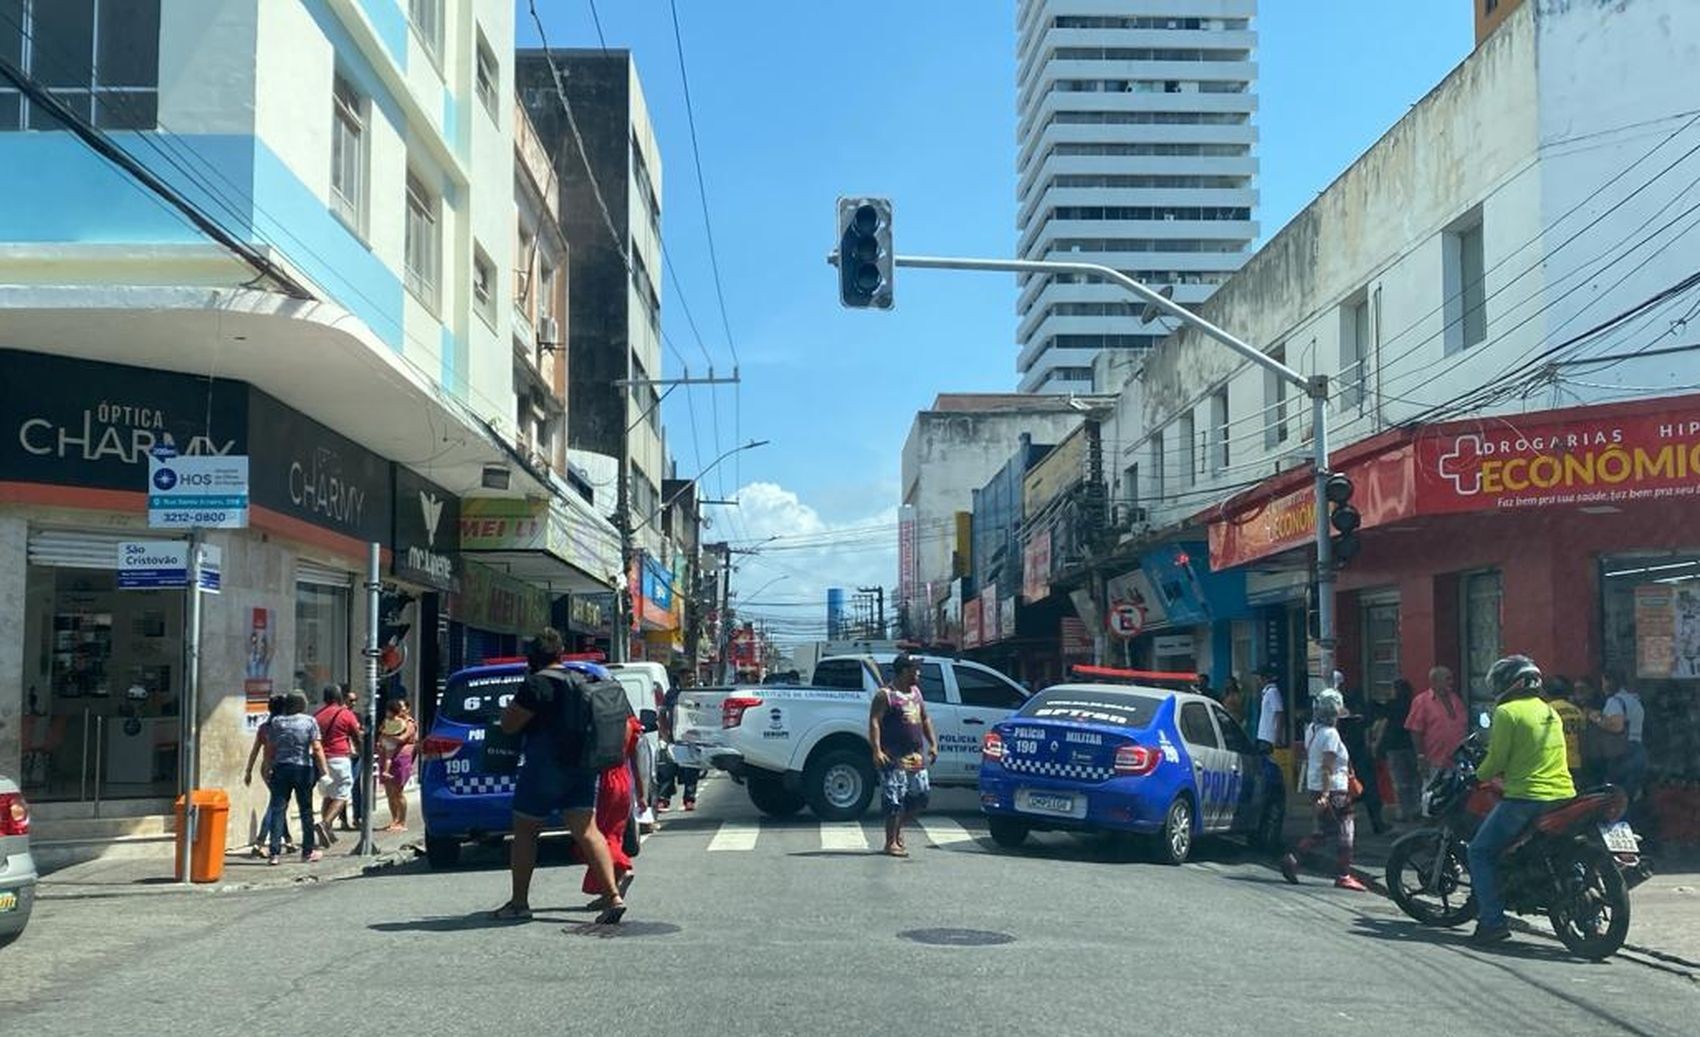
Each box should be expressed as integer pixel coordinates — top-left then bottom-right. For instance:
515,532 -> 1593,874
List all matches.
419,658 -> 651,869
978,678 -> 1285,865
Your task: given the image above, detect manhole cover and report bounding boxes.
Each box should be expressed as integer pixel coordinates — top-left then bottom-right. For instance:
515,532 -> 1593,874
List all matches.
898,927 -> 1015,947
564,921 -> 682,939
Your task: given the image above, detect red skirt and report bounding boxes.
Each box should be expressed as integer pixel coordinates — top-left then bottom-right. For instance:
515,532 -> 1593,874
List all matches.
582,761 -> 633,894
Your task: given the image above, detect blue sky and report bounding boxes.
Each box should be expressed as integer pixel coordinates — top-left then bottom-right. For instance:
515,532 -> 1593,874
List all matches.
516,2 -> 1473,627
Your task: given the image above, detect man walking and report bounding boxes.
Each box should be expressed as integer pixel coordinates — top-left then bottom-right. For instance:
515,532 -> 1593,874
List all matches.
1467,656 -> 1575,945
1406,665 -> 1466,781
492,628 -> 626,925
313,685 -> 362,849
1255,665 -> 1284,754
868,654 -> 938,858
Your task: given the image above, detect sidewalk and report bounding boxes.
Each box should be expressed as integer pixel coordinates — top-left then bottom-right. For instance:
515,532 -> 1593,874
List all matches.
1283,797 -> 1700,975
36,787 -> 422,900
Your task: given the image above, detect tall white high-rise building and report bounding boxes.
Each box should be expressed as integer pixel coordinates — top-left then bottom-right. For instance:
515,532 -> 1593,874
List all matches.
1015,2 -> 1259,393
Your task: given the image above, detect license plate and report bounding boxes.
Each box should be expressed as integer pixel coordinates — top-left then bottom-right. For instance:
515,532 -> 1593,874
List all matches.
1016,789 -> 1084,818
1600,821 -> 1640,854
0,891 -> 16,913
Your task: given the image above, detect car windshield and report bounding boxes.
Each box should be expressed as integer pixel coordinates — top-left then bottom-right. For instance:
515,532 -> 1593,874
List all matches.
439,671 -> 526,724
1017,688 -> 1164,728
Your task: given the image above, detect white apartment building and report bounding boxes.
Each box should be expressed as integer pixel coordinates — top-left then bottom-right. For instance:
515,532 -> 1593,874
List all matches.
1015,0 -> 1259,394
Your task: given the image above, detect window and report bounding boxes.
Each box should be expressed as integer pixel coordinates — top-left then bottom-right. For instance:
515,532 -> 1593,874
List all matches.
475,31 -> 499,119
1210,388 -> 1229,475
954,666 -> 1026,710
1179,701 -> 1219,748
330,74 -> 367,233
1264,344 -> 1289,449
812,659 -> 861,689
409,0 -> 443,67
1211,704 -> 1254,754
1149,430 -> 1165,504
1178,412 -> 1196,489
1123,462 -> 1139,509
918,663 -> 948,704
472,245 -> 496,327
404,170 -> 441,313
0,0 -> 161,131
1017,688 -> 1163,727
1341,293 -> 1371,411
1445,213 -> 1487,353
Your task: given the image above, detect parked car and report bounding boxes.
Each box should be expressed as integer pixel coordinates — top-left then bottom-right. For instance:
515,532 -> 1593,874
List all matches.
419,659 -> 657,869
0,774 -> 36,948
605,662 -> 670,821
706,653 -> 1030,820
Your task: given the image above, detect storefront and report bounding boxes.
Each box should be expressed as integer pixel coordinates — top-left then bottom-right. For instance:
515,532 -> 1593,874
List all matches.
636,552 -> 681,664
1209,393 -> 1700,841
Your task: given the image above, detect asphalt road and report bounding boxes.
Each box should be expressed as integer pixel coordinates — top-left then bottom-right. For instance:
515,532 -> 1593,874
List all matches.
5,776 -> 1697,1036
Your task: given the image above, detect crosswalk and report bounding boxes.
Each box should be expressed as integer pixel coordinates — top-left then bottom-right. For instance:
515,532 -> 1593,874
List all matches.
691,815 -> 989,854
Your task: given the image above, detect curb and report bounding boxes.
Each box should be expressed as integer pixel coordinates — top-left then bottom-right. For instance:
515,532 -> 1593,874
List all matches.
1290,844 -> 1700,978
36,844 -> 418,901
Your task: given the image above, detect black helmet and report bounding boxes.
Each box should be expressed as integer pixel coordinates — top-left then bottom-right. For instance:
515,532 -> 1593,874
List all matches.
1487,655 -> 1542,700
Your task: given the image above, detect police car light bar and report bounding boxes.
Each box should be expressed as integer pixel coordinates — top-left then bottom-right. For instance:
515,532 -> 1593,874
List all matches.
1070,664 -> 1199,687
479,651 -> 608,666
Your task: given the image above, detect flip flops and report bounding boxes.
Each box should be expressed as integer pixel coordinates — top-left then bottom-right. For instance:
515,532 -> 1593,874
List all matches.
594,903 -> 627,925
491,902 -> 533,922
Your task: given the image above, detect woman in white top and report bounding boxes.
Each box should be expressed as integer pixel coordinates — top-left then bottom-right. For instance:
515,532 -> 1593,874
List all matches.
1280,689 -> 1368,891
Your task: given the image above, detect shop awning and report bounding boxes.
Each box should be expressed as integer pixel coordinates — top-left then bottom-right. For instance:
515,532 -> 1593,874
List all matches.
459,495 -> 620,595
1200,392 -> 1700,571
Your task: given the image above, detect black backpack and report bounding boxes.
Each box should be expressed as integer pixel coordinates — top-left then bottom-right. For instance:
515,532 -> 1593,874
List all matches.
539,668 -> 634,770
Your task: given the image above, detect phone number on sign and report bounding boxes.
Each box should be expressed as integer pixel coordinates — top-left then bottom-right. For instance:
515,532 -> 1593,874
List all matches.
153,510 -> 232,525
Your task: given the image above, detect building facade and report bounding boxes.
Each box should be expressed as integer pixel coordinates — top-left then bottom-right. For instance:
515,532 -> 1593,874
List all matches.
0,1 -> 623,864
516,49 -> 668,558
1014,0 -> 1259,393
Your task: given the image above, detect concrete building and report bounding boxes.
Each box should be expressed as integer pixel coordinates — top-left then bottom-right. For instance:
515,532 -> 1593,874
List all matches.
899,394 -> 1106,640
1110,0 -> 1700,726
512,97 -> 569,476
0,1 -> 622,865
515,49 -> 667,557
1014,0 -> 1259,394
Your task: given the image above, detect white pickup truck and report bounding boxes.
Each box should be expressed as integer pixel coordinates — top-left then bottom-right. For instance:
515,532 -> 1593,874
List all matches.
678,653 -> 1030,821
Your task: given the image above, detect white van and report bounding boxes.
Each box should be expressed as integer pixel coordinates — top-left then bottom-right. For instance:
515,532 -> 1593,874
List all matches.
606,662 -> 670,824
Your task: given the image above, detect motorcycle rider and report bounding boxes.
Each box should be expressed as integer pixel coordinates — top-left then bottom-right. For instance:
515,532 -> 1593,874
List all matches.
1467,655 -> 1577,945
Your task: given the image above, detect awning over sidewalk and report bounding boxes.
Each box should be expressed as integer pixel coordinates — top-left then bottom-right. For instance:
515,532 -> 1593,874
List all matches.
1203,392 -> 1700,570
460,495 -> 620,595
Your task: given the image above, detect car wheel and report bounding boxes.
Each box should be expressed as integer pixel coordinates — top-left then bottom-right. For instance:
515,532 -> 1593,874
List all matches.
747,775 -> 806,817
987,816 -> 1029,849
424,833 -> 462,870
1253,798 -> 1286,850
1156,796 -> 1195,866
803,748 -> 876,821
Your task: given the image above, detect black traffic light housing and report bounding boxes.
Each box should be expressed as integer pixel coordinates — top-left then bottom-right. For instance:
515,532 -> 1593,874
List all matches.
837,196 -> 893,309
1326,473 -> 1361,564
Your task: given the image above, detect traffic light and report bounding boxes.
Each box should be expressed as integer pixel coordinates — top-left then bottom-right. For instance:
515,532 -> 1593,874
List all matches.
837,196 -> 893,309
1325,473 -> 1361,564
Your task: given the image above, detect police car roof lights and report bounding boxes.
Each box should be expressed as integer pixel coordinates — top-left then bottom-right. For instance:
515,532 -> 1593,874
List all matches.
1070,664 -> 1199,690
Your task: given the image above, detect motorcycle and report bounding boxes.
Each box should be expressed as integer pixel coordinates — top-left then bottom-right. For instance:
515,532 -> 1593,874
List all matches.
1384,715 -> 1648,959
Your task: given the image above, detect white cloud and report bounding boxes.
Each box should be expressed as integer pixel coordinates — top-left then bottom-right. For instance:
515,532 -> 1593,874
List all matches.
714,481 -> 897,646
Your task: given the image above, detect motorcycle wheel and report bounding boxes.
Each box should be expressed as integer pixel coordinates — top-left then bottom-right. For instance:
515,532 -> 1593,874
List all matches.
1385,828 -> 1477,928
1547,841 -> 1631,960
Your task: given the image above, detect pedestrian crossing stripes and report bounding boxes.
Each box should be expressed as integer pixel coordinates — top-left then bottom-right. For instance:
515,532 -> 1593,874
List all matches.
696,817 -> 988,853
820,822 -> 870,851
706,821 -> 761,852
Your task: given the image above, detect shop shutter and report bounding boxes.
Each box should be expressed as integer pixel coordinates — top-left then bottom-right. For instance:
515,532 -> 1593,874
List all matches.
296,558 -> 355,587
28,529 -> 178,570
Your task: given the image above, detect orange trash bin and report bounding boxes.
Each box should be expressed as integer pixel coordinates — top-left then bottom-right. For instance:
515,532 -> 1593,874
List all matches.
173,788 -> 231,883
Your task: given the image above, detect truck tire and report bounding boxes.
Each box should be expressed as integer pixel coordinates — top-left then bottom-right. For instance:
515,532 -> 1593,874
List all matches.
747,774 -> 806,817
804,747 -> 876,821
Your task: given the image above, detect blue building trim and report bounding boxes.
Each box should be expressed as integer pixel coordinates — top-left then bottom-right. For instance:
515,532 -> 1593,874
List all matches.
303,0 -> 408,131
347,0 -> 410,70
439,324 -> 458,394
0,132 -> 256,243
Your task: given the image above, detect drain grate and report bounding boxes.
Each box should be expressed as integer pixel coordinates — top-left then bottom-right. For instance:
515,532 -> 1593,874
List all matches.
898,927 -> 1015,947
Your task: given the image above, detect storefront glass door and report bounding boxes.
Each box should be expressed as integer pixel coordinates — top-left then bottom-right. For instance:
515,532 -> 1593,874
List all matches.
1462,571 -> 1503,714
1362,601 -> 1401,704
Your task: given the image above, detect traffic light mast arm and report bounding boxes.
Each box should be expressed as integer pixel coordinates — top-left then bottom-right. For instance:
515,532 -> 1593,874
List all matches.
832,248 -> 1339,688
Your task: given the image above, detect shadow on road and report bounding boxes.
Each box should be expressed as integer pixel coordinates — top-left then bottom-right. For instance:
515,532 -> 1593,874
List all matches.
1349,915 -> 1583,963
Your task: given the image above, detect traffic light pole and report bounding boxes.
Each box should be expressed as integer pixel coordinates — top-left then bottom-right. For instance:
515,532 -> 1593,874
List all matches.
858,252 -> 1338,687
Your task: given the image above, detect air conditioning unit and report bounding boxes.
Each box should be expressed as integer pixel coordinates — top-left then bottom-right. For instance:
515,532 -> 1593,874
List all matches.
537,315 -> 560,348
1110,503 -> 1148,531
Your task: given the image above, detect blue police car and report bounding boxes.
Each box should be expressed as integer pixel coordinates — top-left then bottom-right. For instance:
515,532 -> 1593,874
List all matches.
978,683 -> 1285,865
419,658 -> 616,869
